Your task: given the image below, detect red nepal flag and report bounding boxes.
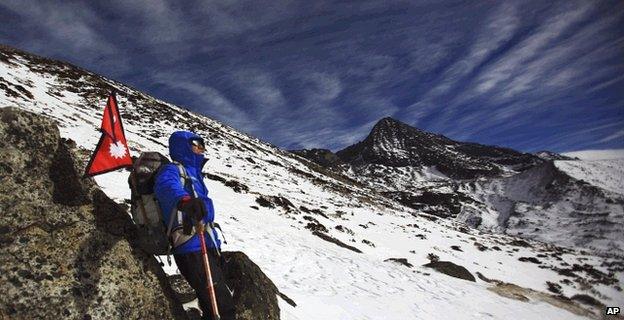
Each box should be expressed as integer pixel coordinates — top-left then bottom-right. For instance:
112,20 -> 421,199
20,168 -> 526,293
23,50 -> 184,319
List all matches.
84,92 -> 133,176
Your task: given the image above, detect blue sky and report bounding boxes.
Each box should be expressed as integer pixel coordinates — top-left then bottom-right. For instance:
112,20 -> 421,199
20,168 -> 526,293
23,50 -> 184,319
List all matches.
1,1 -> 623,153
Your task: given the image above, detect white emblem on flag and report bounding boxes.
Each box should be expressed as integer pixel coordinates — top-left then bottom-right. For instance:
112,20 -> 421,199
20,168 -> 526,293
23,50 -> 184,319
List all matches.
109,141 -> 127,159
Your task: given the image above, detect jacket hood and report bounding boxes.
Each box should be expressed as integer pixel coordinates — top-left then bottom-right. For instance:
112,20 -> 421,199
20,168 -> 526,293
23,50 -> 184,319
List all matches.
168,130 -> 205,168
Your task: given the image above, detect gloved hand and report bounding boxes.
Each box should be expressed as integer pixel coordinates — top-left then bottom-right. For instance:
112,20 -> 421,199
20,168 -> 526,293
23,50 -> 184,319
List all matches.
178,198 -> 206,222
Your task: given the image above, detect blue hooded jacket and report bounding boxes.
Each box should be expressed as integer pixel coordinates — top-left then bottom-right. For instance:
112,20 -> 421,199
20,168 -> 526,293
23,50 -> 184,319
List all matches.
154,130 -> 220,254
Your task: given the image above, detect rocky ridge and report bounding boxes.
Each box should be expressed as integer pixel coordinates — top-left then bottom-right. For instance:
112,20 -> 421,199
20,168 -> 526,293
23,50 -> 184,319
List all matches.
293,118 -> 624,255
336,117 -> 541,179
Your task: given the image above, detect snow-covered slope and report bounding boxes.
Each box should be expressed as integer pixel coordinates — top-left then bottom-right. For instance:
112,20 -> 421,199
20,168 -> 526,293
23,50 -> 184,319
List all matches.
1,45 -> 622,319
555,159 -> 624,196
295,118 -> 624,257
459,161 -> 624,254
563,149 -> 624,161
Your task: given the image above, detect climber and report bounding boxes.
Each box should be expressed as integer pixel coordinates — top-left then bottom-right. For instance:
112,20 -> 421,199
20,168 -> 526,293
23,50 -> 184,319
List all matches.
154,130 -> 235,320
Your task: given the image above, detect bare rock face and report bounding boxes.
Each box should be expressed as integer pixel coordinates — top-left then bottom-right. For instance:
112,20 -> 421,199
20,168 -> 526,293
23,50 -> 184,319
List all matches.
0,107 -> 186,319
223,251 -> 295,320
423,261 -> 476,282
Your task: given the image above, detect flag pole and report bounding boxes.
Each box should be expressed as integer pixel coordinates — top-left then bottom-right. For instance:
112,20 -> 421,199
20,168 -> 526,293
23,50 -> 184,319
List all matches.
196,222 -> 221,320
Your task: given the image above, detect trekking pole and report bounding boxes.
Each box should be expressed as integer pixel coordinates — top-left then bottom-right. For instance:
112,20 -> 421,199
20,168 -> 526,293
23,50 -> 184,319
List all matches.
197,222 -> 221,320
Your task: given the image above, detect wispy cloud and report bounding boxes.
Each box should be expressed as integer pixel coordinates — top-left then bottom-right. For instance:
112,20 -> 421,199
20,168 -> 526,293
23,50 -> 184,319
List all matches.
302,72 -> 342,102
599,129 -> 624,143
1,0 -> 621,152
230,68 -> 286,116
147,70 -> 257,132
473,3 -> 593,96
1,1 -> 112,55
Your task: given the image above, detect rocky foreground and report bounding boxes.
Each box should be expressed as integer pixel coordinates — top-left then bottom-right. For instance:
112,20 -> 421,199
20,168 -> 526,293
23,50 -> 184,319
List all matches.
0,107 -> 287,319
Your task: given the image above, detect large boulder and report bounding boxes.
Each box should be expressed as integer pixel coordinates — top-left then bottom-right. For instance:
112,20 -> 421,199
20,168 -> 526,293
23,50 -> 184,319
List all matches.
423,260 -> 476,282
223,251 -> 295,320
0,108 -> 186,319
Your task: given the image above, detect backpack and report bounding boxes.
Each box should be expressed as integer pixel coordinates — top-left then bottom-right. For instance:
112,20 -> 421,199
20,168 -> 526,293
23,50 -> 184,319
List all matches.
128,151 -> 188,255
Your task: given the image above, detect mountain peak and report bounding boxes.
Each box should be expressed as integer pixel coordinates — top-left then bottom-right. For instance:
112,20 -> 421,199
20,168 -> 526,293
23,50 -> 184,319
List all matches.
373,117 -> 407,130
335,116 -> 542,179
378,116 -> 401,124
368,117 -> 416,141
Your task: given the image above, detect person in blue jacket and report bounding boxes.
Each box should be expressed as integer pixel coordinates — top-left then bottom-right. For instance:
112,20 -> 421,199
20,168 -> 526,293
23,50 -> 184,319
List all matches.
154,130 -> 234,320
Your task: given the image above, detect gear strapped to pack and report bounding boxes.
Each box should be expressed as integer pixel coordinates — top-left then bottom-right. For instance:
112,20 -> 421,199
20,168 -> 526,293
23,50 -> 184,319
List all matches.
129,152 -> 224,266
168,162 -> 222,257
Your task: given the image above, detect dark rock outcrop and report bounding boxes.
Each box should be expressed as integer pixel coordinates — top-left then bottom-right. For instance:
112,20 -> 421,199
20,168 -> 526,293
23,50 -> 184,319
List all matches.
168,251 -> 294,320
423,261 -> 476,282
223,251 -> 295,320
168,274 -> 196,304
289,148 -> 343,167
0,108 -> 186,319
312,231 -> 362,253
384,258 -> 413,268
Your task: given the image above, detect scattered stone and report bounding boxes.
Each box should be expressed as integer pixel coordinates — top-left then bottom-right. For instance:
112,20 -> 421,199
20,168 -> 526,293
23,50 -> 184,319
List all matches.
570,294 -> 604,308
451,245 -> 463,252
546,281 -> 562,295
255,196 -> 274,208
305,220 -> 328,233
312,231 -> 362,253
385,258 -> 413,268
427,253 -> 440,263
509,240 -> 531,248
335,225 -> 354,235
204,173 -> 227,183
554,268 -> 577,278
362,239 -> 375,247
254,195 -> 296,212
476,272 -> 495,283
265,159 -> 282,167
225,180 -> 249,193
458,226 -> 470,234
307,208 -> 328,219
272,196 -> 296,212
518,257 -> 541,264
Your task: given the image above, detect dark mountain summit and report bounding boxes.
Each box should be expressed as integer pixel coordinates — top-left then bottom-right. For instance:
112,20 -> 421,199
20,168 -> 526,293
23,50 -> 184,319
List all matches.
310,117 -> 542,179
